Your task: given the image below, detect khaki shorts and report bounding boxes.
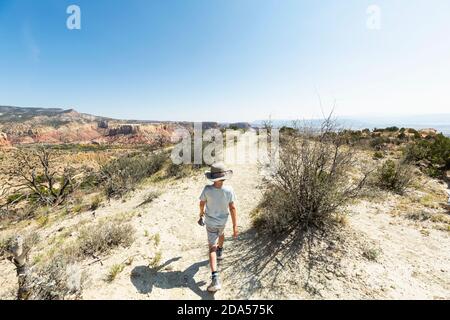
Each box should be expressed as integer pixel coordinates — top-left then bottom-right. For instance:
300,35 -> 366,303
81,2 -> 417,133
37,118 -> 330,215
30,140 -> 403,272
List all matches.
206,226 -> 225,246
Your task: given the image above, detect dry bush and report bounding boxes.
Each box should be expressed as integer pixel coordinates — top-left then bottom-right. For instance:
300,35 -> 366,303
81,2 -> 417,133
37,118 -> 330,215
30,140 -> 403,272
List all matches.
4,220 -> 132,300
1,232 -> 40,259
165,162 -> 193,179
89,194 -> 103,210
0,205 -> 38,224
137,191 -> 161,207
26,258 -> 84,300
2,146 -> 82,207
70,220 -> 135,259
373,159 -> 414,195
253,117 -> 369,235
100,151 -> 166,198
0,233 -> 78,300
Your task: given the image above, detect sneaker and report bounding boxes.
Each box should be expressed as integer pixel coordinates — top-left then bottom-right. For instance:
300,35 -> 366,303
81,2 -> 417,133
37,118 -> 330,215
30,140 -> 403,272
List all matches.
207,275 -> 222,292
217,247 -> 224,261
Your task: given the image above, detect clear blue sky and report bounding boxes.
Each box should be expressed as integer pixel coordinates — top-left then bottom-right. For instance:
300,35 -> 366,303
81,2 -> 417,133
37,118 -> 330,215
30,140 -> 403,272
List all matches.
1,0 -> 450,122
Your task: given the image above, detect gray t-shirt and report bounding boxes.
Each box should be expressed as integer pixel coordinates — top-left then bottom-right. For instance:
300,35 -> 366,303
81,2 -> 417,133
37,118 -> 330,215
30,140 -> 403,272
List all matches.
199,185 -> 236,228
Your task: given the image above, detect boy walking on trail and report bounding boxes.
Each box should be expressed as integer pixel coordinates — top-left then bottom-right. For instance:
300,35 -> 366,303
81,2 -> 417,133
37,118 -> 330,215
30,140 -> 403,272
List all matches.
198,162 -> 238,293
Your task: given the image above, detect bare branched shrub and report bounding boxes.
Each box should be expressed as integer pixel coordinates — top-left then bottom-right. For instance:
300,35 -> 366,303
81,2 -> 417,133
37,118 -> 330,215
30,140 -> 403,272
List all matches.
253,117 -> 369,235
373,159 -> 414,194
2,146 -> 82,207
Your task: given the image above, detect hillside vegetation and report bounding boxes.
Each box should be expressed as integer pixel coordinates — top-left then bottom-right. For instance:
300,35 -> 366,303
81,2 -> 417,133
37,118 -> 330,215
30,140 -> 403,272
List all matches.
0,117 -> 449,300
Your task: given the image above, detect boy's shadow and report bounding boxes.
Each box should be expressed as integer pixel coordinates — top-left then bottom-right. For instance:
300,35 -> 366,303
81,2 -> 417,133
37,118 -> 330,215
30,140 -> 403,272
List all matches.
130,257 -> 214,300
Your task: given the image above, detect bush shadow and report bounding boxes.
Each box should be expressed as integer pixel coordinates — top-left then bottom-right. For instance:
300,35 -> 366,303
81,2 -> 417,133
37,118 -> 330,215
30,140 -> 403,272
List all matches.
222,224 -> 346,297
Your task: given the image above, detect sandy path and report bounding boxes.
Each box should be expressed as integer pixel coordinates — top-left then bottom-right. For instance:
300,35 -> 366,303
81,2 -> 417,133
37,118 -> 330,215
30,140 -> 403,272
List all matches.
82,159 -> 263,300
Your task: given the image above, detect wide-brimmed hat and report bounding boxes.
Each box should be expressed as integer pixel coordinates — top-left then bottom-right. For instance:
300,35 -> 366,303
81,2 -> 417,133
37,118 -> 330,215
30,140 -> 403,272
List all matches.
205,162 -> 233,182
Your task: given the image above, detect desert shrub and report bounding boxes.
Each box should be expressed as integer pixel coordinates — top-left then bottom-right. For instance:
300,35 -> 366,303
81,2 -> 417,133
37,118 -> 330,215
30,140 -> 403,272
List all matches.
89,195 -> 102,210
138,191 -> 161,207
404,133 -> 450,178
79,168 -> 102,191
362,246 -> 381,262
100,152 -> 166,198
374,159 -> 414,194
0,204 -> 38,224
106,264 -> 125,283
279,126 -> 297,136
1,232 -> 40,260
0,236 -> 13,258
253,119 -> 369,235
370,136 -> 390,150
149,251 -> 162,269
385,126 -> 399,132
373,151 -> 384,159
407,128 -> 421,139
398,132 -> 407,140
73,221 -> 135,258
27,258 -> 83,300
166,162 -> 192,179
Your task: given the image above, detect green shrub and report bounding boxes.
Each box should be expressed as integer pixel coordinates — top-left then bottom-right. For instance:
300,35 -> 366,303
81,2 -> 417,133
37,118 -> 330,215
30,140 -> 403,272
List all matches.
385,126 -> 399,132
90,195 -> 102,211
166,162 -> 192,179
106,264 -> 125,283
101,152 -> 166,198
373,151 -> 384,159
404,134 -> 450,178
7,193 -> 25,205
374,159 -> 414,194
370,136 -> 390,150
149,251 -> 162,269
362,247 -> 381,261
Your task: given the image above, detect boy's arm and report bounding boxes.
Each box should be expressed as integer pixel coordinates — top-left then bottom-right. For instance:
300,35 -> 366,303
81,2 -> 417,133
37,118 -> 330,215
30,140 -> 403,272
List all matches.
229,202 -> 238,239
199,200 -> 206,218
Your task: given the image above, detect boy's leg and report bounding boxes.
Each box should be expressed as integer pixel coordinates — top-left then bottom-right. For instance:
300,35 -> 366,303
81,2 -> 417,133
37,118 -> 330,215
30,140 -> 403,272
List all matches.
209,244 -> 218,273
217,233 -> 225,261
206,227 -> 219,272
206,226 -> 222,292
218,234 -> 225,249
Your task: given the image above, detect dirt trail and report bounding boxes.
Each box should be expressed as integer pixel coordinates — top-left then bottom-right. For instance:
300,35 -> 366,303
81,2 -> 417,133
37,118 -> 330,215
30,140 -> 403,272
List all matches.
82,160 -> 263,300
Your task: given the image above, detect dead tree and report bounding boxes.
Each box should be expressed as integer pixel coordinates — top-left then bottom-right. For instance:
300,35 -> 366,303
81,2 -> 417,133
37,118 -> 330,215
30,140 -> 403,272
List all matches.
4,146 -> 81,206
7,236 -> 31,300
